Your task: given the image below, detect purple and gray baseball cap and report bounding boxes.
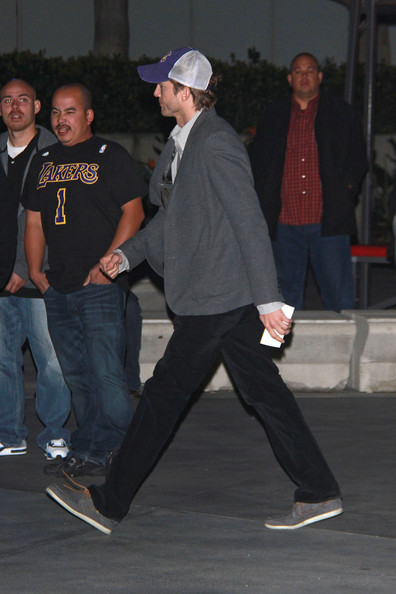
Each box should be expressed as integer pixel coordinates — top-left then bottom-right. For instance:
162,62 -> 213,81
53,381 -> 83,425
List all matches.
137,47 -> 213,91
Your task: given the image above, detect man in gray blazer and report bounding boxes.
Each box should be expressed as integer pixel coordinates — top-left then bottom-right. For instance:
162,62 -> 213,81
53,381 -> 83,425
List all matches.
46,48 -> 342,534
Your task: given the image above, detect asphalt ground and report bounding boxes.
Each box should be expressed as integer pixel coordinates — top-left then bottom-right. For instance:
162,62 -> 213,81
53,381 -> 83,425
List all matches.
1,264 -> 395,593
0,353 -> 395,593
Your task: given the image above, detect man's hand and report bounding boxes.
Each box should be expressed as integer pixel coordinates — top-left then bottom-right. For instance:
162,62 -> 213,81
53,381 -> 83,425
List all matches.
83,262 -> 112,286
100,252 -> 123,279
260,309 -> 293,344
30,271 -> 50,294
5,273 -> 26,294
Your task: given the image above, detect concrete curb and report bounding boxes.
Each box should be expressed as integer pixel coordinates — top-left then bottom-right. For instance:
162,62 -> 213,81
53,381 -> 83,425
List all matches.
138,310 -> 396,393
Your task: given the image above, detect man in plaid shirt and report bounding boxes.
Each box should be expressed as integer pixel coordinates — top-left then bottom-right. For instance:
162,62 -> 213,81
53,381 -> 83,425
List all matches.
249,53 -> 367,311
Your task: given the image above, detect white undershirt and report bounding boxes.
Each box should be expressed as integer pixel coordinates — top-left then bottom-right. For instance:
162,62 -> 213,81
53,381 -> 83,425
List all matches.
7,140 -> 27,159
169,110 -> 202,181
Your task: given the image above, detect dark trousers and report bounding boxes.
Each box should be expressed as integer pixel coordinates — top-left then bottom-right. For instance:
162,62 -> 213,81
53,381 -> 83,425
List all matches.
124,290 -> 142,391
90,304 -> 340,520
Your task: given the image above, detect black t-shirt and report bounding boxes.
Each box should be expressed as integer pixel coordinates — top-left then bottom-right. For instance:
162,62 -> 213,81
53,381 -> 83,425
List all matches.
23,135 -> 147,293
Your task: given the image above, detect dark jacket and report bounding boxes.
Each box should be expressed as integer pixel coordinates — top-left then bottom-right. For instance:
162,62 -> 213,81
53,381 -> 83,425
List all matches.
0,126 -> 56,293
248,90 -> 368,239
0,163 -> 17,289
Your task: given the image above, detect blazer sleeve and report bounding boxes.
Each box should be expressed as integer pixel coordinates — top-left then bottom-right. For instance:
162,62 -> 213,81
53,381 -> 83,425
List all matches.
118,207 -> 165,278
203,129 -> 282,305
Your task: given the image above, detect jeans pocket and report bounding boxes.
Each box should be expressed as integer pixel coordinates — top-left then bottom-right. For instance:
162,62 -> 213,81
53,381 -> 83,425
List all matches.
42,285 -> 54,297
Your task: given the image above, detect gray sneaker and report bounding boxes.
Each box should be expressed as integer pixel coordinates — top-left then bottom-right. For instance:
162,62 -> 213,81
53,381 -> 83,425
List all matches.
265,498 -> 343,530
46,478 -> 118,535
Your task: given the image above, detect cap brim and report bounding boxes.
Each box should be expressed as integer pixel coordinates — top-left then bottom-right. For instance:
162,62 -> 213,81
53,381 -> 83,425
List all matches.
137,63 -> 170,83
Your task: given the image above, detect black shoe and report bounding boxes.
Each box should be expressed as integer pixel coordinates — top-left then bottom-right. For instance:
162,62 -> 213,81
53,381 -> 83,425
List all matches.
44,456 -> 106,477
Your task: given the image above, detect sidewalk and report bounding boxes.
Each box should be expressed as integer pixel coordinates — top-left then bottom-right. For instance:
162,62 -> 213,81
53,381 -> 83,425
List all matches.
1,348 -> 395,592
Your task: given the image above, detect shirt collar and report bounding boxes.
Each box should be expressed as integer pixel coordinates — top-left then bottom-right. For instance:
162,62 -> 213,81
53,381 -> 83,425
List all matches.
170,110 -> 202,155
291,93 -> 320,114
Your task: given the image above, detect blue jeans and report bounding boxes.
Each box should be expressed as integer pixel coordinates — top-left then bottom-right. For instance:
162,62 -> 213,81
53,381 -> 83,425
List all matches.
43,283 -> 132,464
272,223 -> 354,311
124,290 -> 142,391
0,296 -> 71,450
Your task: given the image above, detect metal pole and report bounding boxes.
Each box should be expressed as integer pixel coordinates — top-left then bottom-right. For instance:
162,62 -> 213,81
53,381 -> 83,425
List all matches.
359,0 -> 377,308
344,0 -> 362,105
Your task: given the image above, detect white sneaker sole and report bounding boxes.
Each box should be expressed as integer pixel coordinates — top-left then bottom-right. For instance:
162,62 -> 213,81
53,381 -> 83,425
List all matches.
45,452 -> 69,461
0,447 -> 27,456
265,507 -> 343,530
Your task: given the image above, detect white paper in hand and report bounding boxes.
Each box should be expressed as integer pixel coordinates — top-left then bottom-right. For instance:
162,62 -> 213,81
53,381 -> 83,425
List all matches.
260,304 -> 295,348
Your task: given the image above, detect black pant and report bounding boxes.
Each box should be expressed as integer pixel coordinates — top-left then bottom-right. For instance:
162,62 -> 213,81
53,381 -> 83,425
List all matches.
90,305 -> 340,520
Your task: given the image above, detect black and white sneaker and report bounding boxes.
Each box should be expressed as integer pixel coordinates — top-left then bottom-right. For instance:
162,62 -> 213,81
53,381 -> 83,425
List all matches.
0,440 -> 27,456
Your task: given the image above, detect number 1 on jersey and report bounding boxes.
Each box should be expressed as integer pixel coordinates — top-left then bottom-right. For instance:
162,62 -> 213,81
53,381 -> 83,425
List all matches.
55,188 -> 66,225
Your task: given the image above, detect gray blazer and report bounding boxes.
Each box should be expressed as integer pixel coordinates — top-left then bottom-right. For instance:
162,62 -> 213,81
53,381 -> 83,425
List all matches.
119,108 -> 282,316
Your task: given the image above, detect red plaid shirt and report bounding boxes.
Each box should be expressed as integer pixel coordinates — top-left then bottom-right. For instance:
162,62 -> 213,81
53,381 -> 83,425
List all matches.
279,94 -> 322,225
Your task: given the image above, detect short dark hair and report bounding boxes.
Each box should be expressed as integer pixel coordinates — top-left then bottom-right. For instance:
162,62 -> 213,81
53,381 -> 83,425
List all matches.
171,75 -> 220,111
53,83 -> 92,110
290,53 -> 320,72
